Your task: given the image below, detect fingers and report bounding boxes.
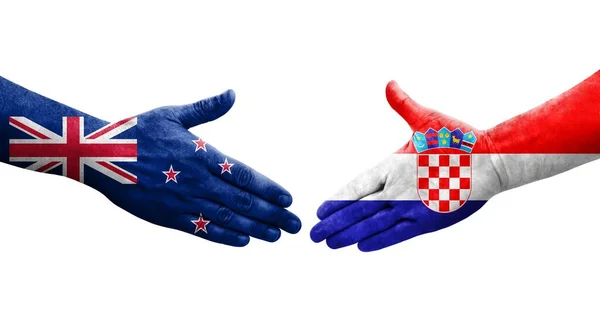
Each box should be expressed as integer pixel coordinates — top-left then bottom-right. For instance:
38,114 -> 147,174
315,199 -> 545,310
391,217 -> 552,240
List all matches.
192,198 -> 282,243
316,163 -> 387,219
310,201 -> 388,243
385,81 -> 434,131
204,149 -> 293,207
177,214 -> 250,247
204,176 -> 302,234
316,201 -> 351,220
357,221 -> 422,252
172,89 -> 236,129
325,207 -> 402,249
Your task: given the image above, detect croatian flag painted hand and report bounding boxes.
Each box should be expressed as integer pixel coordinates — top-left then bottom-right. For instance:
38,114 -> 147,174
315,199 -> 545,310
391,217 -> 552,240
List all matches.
1,77 -> 301,247
311,73 -> 600,251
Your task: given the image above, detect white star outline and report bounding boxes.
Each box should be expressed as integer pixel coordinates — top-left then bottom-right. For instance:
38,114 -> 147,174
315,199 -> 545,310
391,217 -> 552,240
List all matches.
193,138 -> 207,152
162,164 -> 181,183
218,158 -> 234,174
191,213 -> 210,234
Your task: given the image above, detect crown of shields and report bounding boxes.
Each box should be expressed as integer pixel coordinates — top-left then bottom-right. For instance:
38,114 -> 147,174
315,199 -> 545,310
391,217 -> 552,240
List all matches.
412,127 -> 477,213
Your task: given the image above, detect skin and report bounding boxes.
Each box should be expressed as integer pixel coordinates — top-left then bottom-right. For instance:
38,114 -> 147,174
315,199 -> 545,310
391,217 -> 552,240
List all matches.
311,81 -> 501,252
312,73 -> 600,251
0,77 -> 301,247
110,90 -> 303,246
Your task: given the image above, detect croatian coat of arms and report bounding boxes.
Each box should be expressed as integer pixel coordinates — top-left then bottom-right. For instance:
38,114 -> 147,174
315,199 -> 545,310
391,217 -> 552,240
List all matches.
412,127 -> 477,213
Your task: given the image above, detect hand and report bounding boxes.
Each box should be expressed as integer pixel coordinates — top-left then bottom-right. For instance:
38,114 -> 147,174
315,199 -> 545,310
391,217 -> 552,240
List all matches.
310,81 -> 504,251
82,91 -> 302,246
4,76 -> 300,247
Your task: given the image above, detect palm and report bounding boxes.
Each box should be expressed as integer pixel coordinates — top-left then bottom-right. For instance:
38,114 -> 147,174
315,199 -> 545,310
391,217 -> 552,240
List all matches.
310,81 -> 502,251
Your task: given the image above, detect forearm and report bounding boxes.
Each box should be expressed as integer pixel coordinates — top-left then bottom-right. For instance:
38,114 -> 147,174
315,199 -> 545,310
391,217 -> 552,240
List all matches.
0,76 -> 108,178
485,71 -> 600,190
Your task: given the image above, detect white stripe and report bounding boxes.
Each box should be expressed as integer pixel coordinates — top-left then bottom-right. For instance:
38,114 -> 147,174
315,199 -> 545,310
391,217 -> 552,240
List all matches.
22,159 -> 62,172
83,157 -> 137,162
27,160 -> 52,172
79,117 -> 137,145
10,157 -> 65,161
331,153 -> 600,201
82,159 -> 137,184
80,116 -> 85,143
499,154 -> 600,190
81,138 -> 137,144
9,139 -> 67,144
9,117 -> 64,141
84,117 -> 137,141
9,158 -> 66,174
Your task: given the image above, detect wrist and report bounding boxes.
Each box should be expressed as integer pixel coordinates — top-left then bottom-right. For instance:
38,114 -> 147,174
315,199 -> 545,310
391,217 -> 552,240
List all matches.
481,129 -> 511,194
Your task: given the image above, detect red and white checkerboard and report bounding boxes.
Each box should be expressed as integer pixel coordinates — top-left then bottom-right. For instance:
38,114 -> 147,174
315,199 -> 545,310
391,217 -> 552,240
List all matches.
417,154 -> 472,213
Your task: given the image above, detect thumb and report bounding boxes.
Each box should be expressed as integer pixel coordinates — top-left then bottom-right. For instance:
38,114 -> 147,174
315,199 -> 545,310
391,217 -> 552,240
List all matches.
385,81 -> 435,131
172,89 -> 236,129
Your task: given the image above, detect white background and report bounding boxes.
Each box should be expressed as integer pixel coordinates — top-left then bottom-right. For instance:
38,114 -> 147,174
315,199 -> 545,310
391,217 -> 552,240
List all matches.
1,1 -> 599,325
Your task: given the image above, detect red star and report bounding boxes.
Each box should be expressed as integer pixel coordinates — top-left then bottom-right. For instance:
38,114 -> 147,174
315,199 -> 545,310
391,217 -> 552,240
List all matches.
191,214 -> 210,234
162,165 -> 181,183
218,158 -> 234,174
193,138 -> 207,152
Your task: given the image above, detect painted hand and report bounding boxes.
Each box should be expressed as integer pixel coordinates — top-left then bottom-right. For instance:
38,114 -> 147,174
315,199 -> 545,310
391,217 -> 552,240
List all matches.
310,81 -> 503,251
106,91 -> 302,246
7,89 -> 301,247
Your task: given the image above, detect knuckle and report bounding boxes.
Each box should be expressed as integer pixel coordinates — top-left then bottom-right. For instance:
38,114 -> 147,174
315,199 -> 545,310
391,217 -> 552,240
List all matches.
248,220 -> 259,234
216,207 -> 234,225
235,192 -> 253,212
236,167 -> 253,188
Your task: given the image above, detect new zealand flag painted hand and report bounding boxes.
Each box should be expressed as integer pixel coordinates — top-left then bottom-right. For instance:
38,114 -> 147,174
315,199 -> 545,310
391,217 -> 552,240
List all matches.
1,77 -> 301,247
109,91 -> 302,246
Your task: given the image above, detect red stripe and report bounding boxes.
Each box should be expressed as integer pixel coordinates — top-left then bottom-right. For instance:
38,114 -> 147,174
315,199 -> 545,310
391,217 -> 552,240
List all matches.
36,161 -> 61,173
87,117 -> 134,140
9,143 -> 137,157
97,161 -> 137,183
9,118 -> 51,140
66,117 -> 81,181
482,71 -> 600,154
398,72 -> 600,155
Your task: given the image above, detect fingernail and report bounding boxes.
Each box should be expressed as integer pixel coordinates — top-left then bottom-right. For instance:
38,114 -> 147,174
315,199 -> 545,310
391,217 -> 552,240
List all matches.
278,194 -> 293,207
266,229 -> 281,242
287,218 -> 302,234
326,238 -> 343,250
237,235 -> 250,247
310,227 -> 324,243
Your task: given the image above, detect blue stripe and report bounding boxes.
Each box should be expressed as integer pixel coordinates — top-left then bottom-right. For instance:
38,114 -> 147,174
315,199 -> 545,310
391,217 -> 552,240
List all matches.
313,200 -> 487,250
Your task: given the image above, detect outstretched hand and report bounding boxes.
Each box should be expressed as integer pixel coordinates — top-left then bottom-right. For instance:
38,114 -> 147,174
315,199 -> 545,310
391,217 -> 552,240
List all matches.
89,91 -> 302,246
310,81 -> 503,251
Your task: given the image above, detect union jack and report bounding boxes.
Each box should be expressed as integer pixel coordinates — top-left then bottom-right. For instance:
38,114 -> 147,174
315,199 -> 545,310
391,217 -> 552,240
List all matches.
8,116 -> 138,184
